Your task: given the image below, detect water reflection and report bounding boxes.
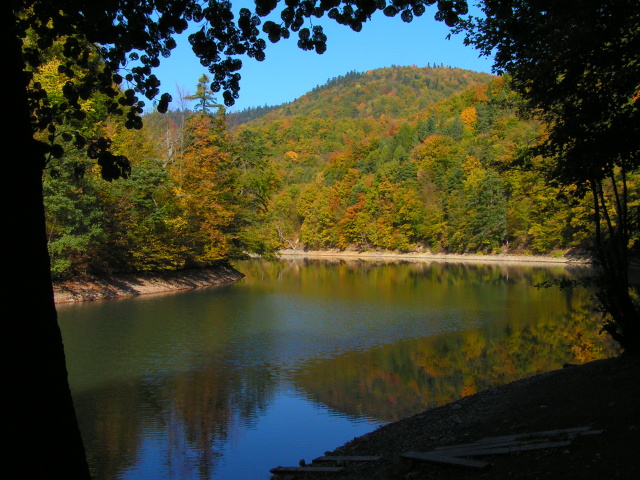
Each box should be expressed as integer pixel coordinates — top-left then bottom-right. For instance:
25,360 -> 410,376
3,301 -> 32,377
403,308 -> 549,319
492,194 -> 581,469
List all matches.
58,259 -> 617,480
294,292 -> 618,422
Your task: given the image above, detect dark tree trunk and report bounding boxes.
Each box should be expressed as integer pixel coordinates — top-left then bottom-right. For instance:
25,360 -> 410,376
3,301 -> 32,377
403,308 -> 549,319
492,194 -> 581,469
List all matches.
591,180 -> 640,353
4,5 -> 92,479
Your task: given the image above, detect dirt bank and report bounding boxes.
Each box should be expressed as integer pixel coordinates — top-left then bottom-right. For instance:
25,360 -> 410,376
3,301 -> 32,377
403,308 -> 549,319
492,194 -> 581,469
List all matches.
53,263 -> 244,303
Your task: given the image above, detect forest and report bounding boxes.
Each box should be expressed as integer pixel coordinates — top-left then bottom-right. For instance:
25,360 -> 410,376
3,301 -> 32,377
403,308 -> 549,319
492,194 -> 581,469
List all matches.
9,3 -> 639,480
43,65 -> 616,280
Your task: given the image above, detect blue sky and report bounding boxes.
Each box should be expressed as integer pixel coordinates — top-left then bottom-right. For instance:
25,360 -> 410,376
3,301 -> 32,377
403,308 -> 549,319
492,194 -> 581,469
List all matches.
150,6 -> 495,113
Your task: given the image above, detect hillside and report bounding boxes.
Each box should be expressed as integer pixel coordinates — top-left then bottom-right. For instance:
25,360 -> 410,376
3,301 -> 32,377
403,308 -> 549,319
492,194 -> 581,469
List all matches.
227,66 -> 495,156
47,65 -> 612,279
230,66 -> 493,126
227,65 -> 595,258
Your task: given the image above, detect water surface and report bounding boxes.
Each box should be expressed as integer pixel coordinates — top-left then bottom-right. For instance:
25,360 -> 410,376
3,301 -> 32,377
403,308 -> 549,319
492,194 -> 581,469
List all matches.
58,259 -> 617,479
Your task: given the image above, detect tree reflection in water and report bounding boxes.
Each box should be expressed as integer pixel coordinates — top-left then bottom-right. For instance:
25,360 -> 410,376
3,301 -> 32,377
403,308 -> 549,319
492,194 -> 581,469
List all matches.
62,258 -> 619,479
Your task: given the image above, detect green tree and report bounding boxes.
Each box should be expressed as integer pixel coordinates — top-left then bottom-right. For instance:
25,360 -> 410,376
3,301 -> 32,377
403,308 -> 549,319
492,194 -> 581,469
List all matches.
467,169 -> 507,252
460,0 -> 640,350
185,74 -> 224,114
43,156 -> 106,279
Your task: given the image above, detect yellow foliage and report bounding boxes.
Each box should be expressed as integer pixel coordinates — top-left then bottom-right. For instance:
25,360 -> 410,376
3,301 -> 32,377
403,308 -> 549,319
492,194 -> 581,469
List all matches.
462,155 -> 485,188
460,106 -> 478,132
284,151 -> 300,162
460,378 -> 477,397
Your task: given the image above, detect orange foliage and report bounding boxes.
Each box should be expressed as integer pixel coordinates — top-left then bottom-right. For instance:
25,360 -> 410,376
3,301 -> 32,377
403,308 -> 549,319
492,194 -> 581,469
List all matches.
460,378 -> 477,397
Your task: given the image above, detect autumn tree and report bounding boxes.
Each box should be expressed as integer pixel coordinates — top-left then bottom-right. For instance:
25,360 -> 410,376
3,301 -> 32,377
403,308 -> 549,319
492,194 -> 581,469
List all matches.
7,2 -> 469,477
173,110 -> 242,264
459,0 -> 640,350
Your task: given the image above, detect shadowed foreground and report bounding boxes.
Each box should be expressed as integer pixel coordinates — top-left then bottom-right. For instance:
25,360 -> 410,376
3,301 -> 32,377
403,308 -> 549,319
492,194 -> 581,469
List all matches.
272,355 -> 639,479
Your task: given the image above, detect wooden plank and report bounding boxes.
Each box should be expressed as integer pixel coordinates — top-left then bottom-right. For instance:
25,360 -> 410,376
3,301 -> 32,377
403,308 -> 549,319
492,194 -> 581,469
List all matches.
436,439 -> 533,452
472,427 -> 594,444
313,455 -> 381,462
438,440 -> 572,457
579,429 -> 604,436
402,451 -> 492,470
436,438 -> 573,453
270,466 -> 345,474
500,440 -> 572,453
435,427 -> 597,452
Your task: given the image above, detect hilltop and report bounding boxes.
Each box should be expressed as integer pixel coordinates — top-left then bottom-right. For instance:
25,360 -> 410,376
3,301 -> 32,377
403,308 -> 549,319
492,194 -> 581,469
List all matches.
222,65 -> 588,259
228,66 -> 494,128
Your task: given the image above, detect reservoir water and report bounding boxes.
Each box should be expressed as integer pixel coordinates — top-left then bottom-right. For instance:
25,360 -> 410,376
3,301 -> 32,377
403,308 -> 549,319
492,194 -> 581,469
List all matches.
57,258 -> 617,479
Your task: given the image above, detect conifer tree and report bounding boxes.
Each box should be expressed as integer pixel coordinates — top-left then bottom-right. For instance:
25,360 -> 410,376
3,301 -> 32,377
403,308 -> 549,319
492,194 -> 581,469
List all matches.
185,74 -> 224,115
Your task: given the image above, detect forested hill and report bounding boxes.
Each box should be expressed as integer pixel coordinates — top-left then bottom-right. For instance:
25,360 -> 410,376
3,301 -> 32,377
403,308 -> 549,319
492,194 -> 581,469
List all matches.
227,66 -> 496,161
226,65 -> 595,256
43,64 -> 600,279
228,66 -> 493,128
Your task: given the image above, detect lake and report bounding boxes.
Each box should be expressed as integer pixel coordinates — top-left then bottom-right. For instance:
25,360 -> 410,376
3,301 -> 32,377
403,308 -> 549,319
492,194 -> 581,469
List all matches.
57,258 -> 617,480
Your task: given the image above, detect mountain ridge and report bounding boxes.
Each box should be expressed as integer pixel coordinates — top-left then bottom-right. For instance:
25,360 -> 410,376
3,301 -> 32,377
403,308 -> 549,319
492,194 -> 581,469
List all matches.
227,65 -> 495,128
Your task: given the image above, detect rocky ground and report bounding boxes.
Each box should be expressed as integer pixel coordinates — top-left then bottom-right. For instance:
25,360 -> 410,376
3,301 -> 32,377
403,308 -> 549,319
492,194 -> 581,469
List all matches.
271,355 -> 639,480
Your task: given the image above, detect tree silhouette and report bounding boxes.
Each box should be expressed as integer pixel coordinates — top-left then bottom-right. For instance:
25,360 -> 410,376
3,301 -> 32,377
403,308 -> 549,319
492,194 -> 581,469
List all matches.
6,1 -> 468,477
458,0 -> 640,351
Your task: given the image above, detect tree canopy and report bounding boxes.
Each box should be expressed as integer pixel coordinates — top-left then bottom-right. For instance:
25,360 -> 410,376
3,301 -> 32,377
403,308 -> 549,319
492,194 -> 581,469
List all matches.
460,0 -> 640,184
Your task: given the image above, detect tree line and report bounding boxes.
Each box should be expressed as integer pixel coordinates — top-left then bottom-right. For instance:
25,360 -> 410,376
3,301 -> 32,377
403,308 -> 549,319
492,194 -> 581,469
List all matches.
43,66 -> 611,280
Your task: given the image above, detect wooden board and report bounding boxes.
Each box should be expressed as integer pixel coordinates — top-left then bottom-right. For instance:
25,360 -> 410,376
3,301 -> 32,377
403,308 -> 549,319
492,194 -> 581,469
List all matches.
402,451 -> 492,470
436,440 -> 573,457
270,466 -> 345,474
435,426 -> 597,450
313,455 -> 381,462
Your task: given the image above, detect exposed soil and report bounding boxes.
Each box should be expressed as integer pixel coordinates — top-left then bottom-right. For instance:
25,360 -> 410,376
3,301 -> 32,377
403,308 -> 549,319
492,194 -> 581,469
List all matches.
53,263 -> 244,303
271,355 -> 640,480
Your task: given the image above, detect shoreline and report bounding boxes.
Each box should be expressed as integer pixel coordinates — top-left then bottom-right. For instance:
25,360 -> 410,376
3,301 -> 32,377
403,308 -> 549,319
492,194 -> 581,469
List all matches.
276,249 -> 592,265
53,251 -> 593,304
270,354 -> 639,479
53,263 -> 245,304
